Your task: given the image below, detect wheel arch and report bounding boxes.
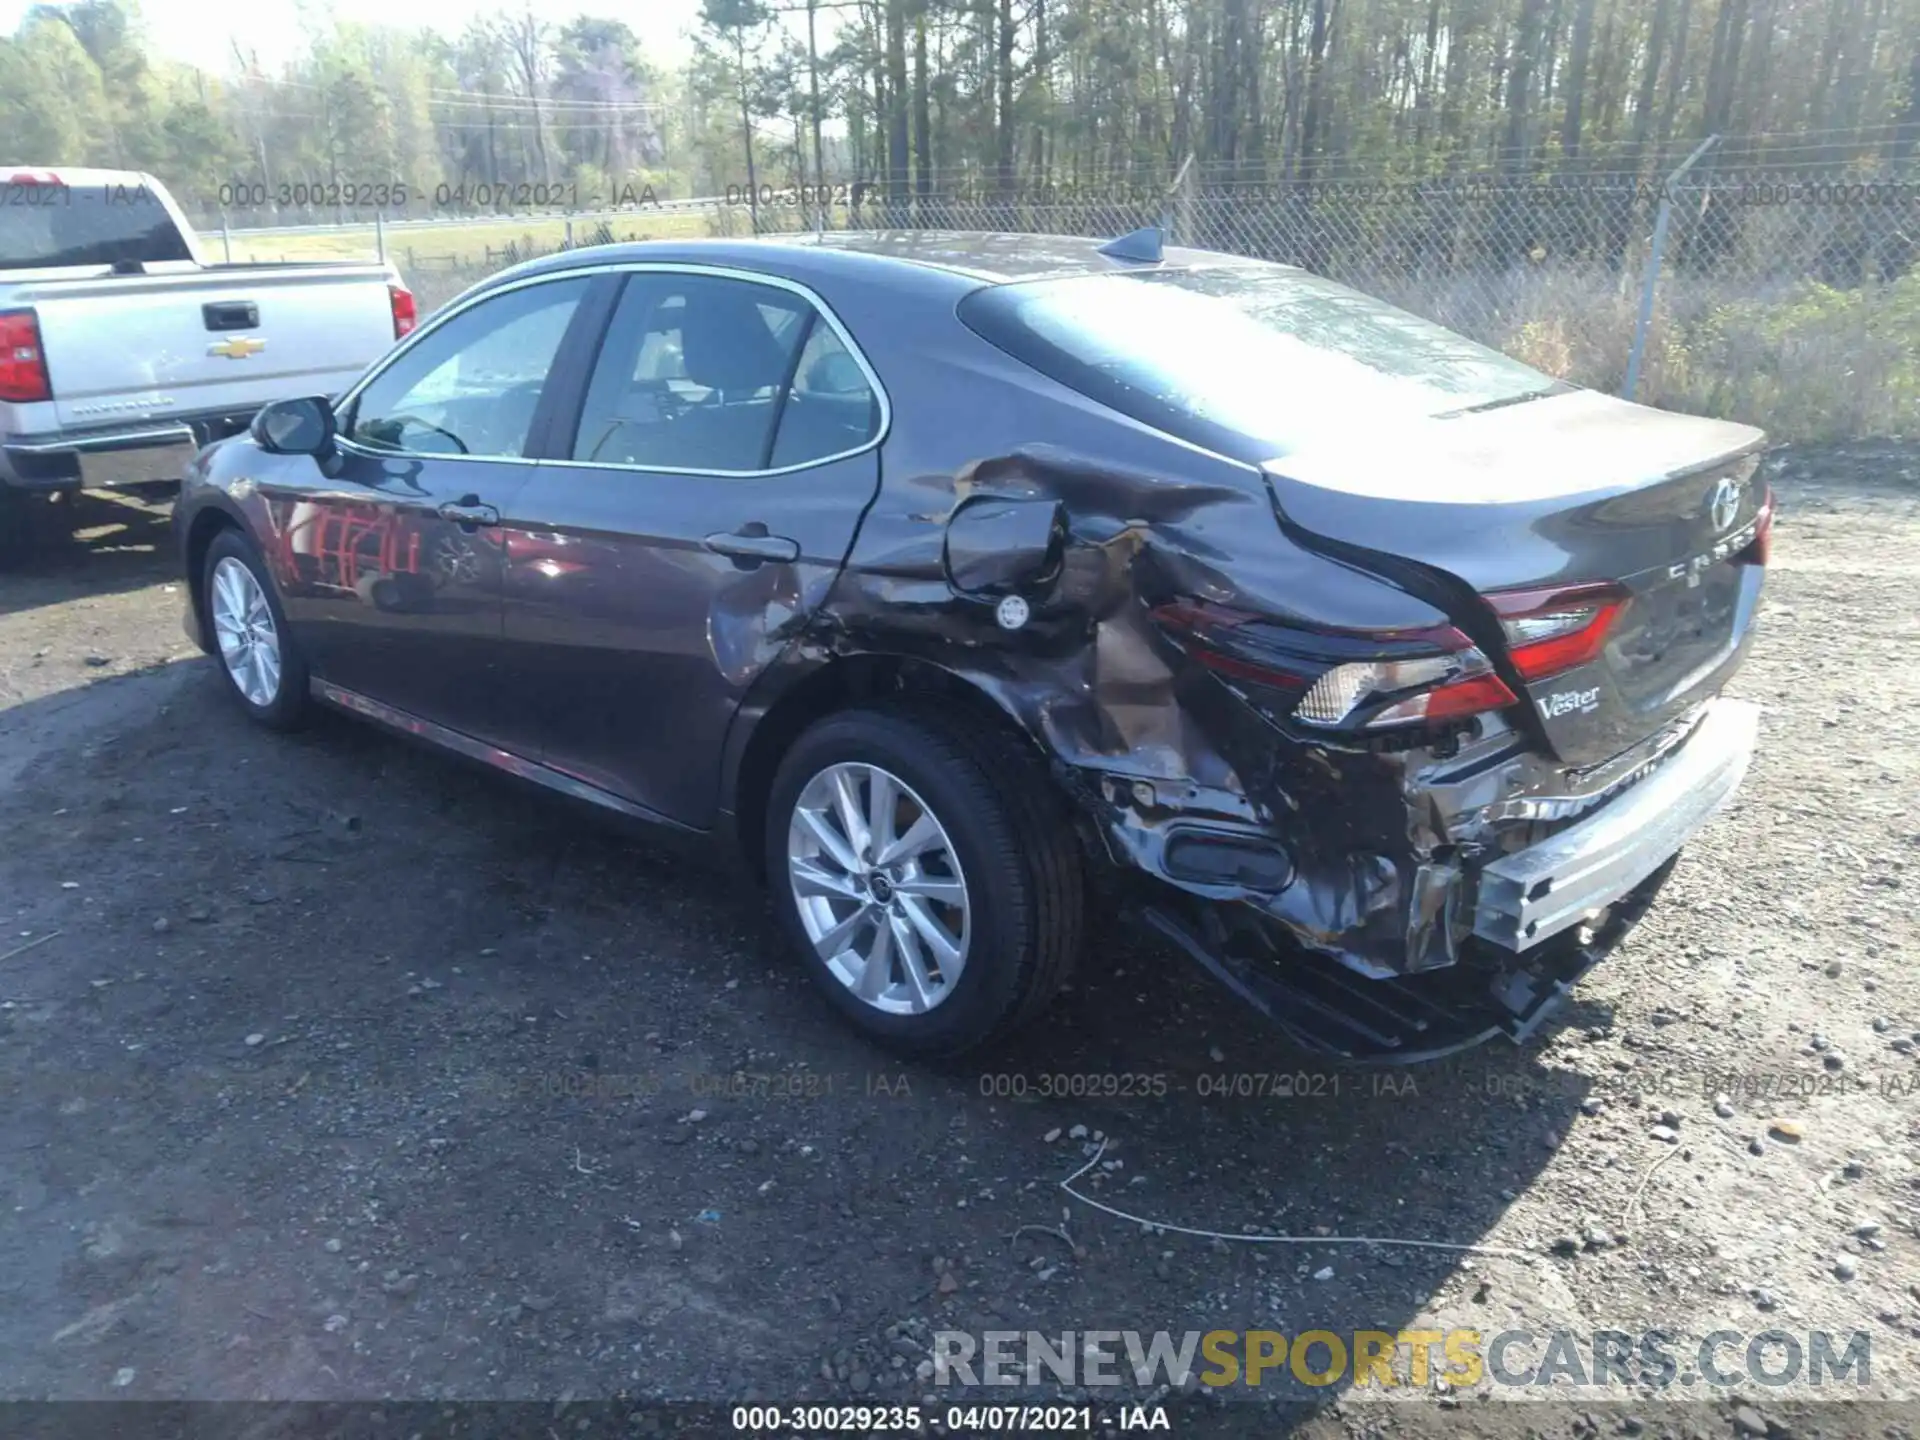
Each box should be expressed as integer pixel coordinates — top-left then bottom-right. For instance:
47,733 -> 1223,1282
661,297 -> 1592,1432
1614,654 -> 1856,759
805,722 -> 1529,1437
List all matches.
182,501 -> 247,652
722,649 -> 1065,881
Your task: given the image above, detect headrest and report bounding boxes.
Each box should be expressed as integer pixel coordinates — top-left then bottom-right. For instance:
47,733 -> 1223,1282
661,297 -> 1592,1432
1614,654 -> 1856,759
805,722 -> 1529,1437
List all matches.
804,348 -> 866,394
679,286 -> 793,393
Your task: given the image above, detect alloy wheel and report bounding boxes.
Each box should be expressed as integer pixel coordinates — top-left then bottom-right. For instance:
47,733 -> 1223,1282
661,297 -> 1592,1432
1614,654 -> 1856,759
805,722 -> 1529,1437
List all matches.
786,761 -> 971,1014
210,555 -> 283,708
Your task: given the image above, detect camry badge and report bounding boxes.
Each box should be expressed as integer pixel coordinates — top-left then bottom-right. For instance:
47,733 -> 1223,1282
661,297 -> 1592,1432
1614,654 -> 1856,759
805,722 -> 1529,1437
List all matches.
209,336 -> 267,360
1708,475 -> 1742,533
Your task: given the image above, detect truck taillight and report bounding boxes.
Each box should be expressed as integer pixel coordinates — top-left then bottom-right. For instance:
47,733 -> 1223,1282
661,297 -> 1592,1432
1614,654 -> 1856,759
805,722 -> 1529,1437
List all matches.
0,308 -> 51,403
389,283 -> 418,339
1483,582 -> 1627,683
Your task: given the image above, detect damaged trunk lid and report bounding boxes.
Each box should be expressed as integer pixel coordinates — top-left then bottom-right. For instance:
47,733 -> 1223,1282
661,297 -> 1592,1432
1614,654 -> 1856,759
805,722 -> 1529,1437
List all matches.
1264,388 -> 1769,768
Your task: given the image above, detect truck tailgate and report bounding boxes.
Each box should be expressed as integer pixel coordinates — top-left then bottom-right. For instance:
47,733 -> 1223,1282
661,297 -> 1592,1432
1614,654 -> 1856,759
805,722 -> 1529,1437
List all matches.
18,267 -> 396,429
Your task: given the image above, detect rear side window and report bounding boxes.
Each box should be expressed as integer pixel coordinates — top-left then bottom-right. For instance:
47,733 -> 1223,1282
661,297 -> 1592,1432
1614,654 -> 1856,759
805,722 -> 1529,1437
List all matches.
572,274 -> 807,471
570,272 -> 880,473
958,266 -> 1563,461
769,322 -> 882,470
0,180 -> 193,269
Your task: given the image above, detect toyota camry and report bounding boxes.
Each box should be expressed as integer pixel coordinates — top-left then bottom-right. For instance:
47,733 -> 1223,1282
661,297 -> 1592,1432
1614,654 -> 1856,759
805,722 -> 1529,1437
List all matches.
173,228 -> 1770,1059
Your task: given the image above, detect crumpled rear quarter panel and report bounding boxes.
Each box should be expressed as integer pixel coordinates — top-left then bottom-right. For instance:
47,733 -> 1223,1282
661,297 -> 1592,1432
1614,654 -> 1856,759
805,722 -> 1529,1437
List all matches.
776,307 -> 1509,980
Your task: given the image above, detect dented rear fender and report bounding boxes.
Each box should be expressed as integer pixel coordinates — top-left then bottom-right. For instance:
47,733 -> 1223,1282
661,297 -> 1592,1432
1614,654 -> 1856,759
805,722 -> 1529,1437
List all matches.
773,353 -> 1516,979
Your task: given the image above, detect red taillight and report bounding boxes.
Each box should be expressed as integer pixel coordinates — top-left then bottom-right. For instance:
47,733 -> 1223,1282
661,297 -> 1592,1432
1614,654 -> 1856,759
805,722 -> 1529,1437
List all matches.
1190,648 -> 1308,689
1415,672 -> 1521,722
389,283 -> 418,339
1742,487 -> 1774,566
0,308 -> 51,403
1150,599 -> 1517,730
1149,600 -> 1308,689
1484,582 -> 1626,683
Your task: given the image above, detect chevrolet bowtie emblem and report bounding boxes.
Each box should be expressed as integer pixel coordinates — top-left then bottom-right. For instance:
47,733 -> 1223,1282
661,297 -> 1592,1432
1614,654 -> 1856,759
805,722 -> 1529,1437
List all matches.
209,336 -> 267,359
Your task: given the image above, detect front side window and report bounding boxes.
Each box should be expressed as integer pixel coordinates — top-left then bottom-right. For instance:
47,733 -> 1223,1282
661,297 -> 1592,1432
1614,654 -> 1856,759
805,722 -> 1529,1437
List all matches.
959,266 -> 1564,461
346,277 -> 590,459
571,272 -> 877,472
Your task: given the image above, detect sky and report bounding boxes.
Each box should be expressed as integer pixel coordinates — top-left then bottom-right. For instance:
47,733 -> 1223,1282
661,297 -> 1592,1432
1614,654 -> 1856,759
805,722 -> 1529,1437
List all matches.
0,0 -> 709,73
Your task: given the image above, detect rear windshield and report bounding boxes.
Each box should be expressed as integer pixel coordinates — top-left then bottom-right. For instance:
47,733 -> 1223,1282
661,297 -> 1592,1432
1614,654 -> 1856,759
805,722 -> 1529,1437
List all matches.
958,266 -> 1564,460
0,181 -> 193,270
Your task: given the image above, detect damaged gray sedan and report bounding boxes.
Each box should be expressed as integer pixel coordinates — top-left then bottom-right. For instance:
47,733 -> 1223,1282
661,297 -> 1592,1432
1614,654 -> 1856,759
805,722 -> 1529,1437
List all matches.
172,228 -> 1770,1060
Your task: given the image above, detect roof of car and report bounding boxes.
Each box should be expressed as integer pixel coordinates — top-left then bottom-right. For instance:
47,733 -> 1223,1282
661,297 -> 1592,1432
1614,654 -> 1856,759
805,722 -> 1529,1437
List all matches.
757,229 -> 1267,280
497,229 -> 1273,297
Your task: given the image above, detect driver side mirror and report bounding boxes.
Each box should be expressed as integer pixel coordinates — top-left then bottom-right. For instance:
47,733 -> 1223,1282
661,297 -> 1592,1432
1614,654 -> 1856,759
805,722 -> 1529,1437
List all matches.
252,396 -> 336,457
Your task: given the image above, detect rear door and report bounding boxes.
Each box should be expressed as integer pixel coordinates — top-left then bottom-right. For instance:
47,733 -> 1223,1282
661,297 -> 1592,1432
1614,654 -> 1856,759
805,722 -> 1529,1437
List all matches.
260,273 -> 597,745
495,265 -> 886,827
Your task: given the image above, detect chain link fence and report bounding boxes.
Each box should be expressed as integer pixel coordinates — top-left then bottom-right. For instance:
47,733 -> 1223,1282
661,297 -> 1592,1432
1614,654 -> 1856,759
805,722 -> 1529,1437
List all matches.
205,151 -> 1919,440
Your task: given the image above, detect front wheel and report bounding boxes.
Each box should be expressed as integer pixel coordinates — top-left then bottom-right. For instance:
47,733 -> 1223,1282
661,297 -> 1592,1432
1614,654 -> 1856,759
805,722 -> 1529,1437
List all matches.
203,529 -> 310,730
765,704 -> 1084,1057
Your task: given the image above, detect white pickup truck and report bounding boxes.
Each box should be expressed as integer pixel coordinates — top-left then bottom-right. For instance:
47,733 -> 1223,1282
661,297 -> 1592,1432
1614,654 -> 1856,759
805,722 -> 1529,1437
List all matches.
0,166 -> 414,563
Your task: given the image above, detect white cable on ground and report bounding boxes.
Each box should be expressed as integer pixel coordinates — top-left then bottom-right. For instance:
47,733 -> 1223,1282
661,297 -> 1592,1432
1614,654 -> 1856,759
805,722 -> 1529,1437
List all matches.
1058,1140 -> 1536,1261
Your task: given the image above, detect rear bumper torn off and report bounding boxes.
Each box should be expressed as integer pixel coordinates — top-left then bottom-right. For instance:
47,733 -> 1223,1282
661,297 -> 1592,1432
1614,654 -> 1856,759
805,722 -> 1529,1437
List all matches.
1472,697 -> 1760,951
1142,696 -> 1758,1060
1146,847 -> 1680,1061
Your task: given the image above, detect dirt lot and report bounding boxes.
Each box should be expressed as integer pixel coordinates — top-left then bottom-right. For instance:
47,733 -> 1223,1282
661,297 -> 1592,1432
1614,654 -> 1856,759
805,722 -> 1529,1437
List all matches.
1,457 -> 1916,1434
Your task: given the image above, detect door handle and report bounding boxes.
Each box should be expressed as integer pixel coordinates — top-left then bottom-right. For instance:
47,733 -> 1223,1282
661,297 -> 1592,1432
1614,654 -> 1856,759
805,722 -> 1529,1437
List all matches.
703,528 -> 800,564
438,494 -> 499,529
203,300 -> 260,331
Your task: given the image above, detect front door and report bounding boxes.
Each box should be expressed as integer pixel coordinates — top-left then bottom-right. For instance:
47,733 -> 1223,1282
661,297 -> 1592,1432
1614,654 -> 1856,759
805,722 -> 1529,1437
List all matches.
495,267 -> 886,827
261,274 -> 595,746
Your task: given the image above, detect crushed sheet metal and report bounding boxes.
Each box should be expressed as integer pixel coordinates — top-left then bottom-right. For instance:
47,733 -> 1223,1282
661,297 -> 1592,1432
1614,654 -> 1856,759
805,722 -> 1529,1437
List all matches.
803,440 -> 1558,981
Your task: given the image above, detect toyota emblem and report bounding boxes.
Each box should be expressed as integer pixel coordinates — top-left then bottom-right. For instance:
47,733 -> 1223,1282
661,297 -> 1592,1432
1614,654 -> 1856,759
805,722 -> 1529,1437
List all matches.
1708,476 -> 1742,533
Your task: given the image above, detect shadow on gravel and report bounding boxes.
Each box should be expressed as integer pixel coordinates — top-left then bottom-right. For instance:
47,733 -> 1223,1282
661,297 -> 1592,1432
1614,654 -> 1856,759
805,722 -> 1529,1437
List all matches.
0,659 -> 1597,1405
0,492 -> 177,618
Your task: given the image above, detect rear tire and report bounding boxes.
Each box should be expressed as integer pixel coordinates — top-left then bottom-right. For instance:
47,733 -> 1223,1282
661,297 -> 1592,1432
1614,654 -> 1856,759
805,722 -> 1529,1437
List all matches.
203,529 -> 310,731
764,703 -> 1084,1058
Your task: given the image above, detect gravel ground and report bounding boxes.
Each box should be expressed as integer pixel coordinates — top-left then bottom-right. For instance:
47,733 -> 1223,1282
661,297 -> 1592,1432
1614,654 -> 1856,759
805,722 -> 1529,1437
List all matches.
0,455 -> 1916,1436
